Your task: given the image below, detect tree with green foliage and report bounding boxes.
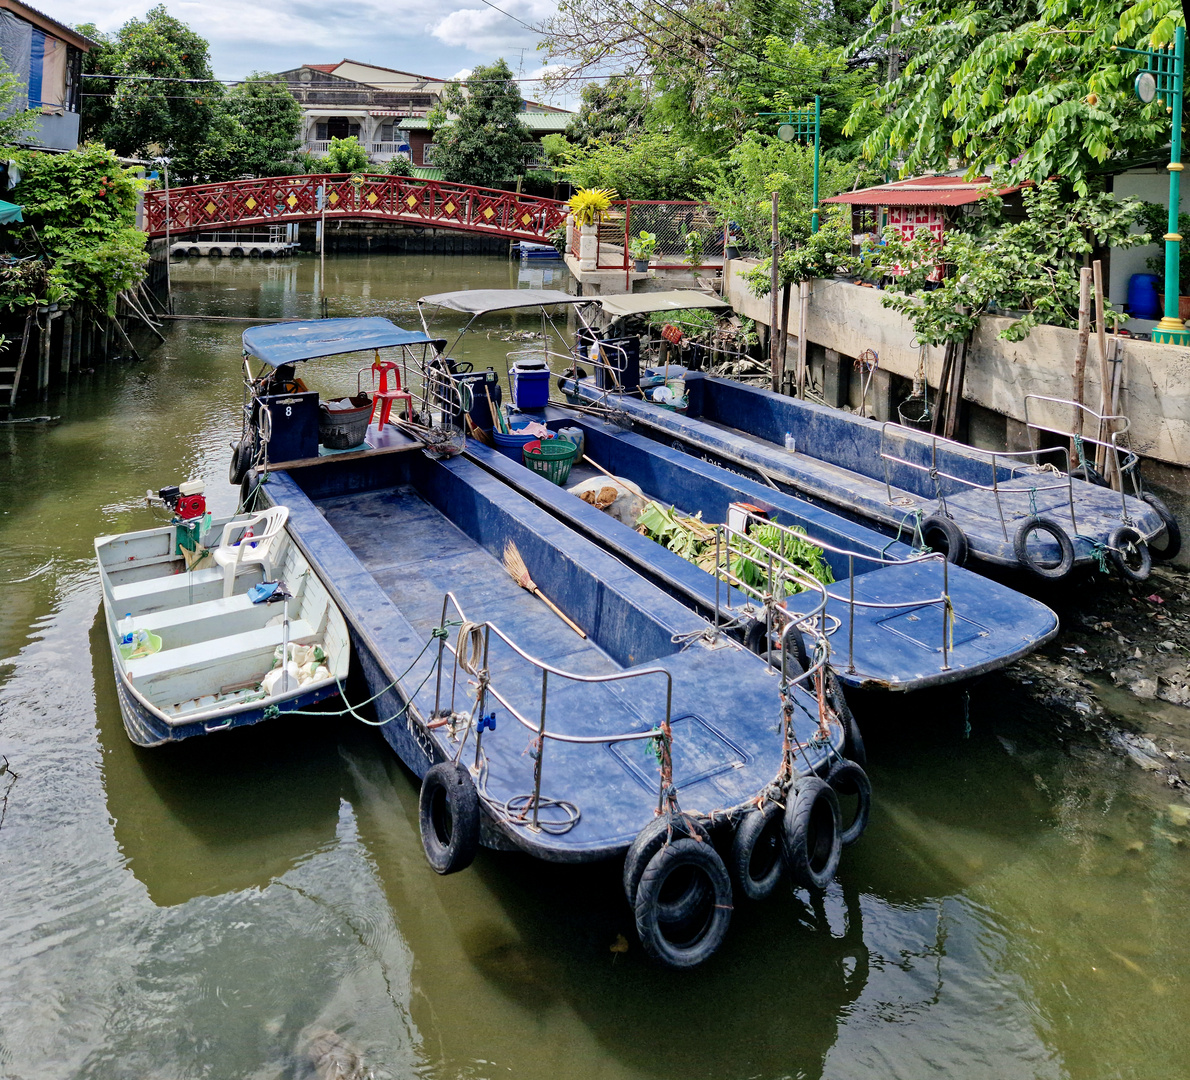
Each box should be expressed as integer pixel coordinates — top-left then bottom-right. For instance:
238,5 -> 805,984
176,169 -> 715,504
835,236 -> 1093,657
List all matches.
2,145 -> 147,314
80,6 -> 226,183
706,133 -> 868,252
566,77 -> 649,144
560,131 -> 715,199
428,59 -> 528,187
323,136 -> 369,173
539,0 -> 874,153
845,0 -> 1182,194
225,74 -> 303,177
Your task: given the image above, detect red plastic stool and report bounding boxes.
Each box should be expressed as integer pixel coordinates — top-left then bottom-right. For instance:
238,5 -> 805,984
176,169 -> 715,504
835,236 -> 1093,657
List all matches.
366,359 -> 413,427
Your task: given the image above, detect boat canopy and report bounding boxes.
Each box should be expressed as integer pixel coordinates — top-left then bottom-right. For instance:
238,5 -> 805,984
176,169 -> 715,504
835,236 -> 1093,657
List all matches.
597,290 -> 729,318
417,289 -> 586,315
242,318 -> 445,368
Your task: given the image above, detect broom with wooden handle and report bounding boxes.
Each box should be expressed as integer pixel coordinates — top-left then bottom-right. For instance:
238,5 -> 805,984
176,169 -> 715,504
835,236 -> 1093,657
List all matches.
502,541 -> 587,638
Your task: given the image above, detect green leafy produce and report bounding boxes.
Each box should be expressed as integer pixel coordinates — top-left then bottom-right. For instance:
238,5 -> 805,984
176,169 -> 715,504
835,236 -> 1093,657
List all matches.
635,501 -> 833,595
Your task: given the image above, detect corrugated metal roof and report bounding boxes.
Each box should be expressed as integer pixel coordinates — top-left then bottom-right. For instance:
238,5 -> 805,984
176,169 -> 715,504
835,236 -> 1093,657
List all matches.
824,176 -> 1021,207
410,166 -> 444,181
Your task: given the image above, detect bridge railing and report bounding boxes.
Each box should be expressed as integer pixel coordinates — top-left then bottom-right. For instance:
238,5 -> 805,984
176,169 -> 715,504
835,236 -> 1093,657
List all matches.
569,200 -> 724,274
143,174 -> 570,242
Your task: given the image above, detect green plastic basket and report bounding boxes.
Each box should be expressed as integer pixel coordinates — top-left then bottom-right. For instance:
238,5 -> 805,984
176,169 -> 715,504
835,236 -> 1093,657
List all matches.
523,438 -> 578,485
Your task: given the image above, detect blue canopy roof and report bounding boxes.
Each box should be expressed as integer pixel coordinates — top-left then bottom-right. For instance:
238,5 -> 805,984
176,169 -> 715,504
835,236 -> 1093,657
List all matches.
242,318 -> 445,367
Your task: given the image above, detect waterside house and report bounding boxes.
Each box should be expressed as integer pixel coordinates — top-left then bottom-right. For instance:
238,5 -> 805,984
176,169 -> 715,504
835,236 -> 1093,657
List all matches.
0,0 -> 93,150
278,60 -> 571,172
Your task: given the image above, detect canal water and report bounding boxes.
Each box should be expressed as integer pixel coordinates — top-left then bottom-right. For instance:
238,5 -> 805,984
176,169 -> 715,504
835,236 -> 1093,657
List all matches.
1,253 -> 1187,1080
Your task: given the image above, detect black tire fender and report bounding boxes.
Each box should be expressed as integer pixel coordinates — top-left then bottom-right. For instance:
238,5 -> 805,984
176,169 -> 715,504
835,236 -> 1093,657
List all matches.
418,761 -> 480,874
825,759 -> 872,847
1142,492 -> 1181,562
1013,519 -> 1075,580
921,514 -> 969,566
634,837 -> 733,968
1070,463 -> 1109,488
1108,524 -> 1152,583
729,800 -> 785,900
622,812 -> 710,908
783,776 -> 842,891
229,439 -> 252,485
826,668 -> 865,769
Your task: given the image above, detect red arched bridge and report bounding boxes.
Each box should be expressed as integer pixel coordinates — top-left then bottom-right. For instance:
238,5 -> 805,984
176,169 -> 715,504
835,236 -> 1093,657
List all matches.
143,174 -> 570,243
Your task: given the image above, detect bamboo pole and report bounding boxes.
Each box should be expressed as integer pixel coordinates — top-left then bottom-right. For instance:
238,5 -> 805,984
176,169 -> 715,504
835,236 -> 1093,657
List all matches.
776,282 -> 791,394
769,192 -> 780,392
1072,266 -> 1092,455
1092,259 -> 1112,477
796,279 -> 810,400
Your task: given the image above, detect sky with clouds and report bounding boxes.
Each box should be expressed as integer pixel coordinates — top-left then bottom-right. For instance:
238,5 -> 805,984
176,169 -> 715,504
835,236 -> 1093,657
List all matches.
35,0 -> 569,101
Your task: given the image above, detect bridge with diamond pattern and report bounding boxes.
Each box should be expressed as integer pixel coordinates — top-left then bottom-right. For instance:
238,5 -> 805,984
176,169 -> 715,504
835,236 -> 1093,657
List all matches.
143,174 -> 569,243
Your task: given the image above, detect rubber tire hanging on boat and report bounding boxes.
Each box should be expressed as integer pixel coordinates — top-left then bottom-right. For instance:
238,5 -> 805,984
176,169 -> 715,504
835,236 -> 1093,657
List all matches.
1108,524 -> 1152,583
229,438 -> 252,485
1013,519 -> 1075,580
1142,492 -> 1181,562
826,669 -> 865,769
418,761 -> 480,875
782,777 -> 843,892
920,514 -> 969,566
634,837 -> 733,968
622,812 -> 711,908
761,630 -> 811,677
825,759 -> 871,847
1070,464 -> 1110,488
729,800 -> 785,900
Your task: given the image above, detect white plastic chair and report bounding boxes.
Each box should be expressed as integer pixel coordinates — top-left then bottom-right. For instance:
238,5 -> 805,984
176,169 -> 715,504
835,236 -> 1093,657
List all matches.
213,506 -> 290,598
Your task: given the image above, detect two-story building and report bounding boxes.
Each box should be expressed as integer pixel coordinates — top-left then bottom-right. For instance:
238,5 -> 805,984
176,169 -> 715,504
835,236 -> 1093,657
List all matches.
279,59 -> 571,171
0,0 -> 93,150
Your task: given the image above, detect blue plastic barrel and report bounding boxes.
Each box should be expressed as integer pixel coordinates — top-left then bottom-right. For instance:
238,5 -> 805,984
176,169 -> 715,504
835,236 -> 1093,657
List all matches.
1127,273 -> 1162,320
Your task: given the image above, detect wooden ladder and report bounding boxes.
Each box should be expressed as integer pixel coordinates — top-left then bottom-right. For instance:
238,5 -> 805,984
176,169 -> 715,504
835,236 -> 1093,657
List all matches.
0,313 -> 33,410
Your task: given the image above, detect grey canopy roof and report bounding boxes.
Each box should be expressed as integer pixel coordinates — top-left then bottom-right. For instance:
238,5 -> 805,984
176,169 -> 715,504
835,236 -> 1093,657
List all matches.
597,290 -> 729,318
417,289 -> 586,315
242,318 -> 444,367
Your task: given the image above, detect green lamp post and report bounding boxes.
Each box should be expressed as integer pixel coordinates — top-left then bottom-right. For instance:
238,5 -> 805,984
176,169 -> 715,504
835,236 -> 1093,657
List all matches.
1120,27 -> 1187,344
757,96 -> 822,233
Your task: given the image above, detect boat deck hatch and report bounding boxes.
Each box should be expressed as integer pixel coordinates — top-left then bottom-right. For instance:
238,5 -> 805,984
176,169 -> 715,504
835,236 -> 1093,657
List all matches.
608,715 -> 750,794
878,605 -> 989,651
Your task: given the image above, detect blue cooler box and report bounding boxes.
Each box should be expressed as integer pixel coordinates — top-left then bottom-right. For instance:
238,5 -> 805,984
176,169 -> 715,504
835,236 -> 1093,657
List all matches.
510,360 -> 550,409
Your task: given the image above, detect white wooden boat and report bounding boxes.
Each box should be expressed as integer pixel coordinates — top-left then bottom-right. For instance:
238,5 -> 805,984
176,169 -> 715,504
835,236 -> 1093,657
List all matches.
95,510 -> 349,746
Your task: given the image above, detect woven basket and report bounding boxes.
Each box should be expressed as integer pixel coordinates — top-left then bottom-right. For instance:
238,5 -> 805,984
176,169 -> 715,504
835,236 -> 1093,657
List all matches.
523,438 -> 578,485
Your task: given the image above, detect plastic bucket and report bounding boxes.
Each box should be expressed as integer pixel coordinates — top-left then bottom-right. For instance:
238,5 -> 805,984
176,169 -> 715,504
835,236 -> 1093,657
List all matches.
492,427 -> 539,461
1127,273 -> 1161,321
897,396 -> 932,431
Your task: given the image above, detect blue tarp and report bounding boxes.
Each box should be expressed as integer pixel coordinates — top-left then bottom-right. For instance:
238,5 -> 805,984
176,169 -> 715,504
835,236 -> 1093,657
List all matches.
242,318 -> 445,367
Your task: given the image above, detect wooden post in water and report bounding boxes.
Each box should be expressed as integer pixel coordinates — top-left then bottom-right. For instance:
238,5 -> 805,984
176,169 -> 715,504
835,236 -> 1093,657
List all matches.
60,309 -> 73,376
769,192 -> 780,392
37,315 -> 51,392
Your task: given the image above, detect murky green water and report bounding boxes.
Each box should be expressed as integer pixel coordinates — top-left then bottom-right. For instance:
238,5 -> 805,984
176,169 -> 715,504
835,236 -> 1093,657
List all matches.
1,253 -> 1187,1080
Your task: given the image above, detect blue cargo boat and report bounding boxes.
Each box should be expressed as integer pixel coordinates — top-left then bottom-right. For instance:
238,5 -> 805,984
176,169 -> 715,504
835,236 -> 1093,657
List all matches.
241,319 -> 867,968
464,408 -> 1060,692
563,369 -> 1173,583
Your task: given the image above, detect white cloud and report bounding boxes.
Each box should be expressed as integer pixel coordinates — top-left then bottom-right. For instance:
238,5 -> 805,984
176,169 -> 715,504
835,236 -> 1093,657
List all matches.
451,67 -> 473,81
34,0 -> 563,81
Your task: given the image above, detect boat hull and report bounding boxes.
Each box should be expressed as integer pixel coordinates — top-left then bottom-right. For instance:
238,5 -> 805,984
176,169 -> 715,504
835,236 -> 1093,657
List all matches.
266,447 -> 845,863
565,374 -> 1166,573
466,409 -> 1060,691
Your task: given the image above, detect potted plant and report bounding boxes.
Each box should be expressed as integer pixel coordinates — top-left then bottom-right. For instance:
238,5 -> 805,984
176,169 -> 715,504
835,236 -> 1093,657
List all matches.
629,230 -> 656,272
568,187 -> 617,268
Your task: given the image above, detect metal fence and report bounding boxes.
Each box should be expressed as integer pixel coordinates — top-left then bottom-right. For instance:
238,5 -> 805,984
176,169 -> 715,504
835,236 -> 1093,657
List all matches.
569,200 -> 724,274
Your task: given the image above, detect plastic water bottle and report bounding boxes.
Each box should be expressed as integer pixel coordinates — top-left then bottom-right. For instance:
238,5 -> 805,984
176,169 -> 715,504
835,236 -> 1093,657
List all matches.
784,433 -> 796,452
119,613 -> 134,645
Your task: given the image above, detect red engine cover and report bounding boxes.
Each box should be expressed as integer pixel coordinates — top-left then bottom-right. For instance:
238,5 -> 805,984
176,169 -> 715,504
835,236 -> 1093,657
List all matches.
175,493 -> 207,520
